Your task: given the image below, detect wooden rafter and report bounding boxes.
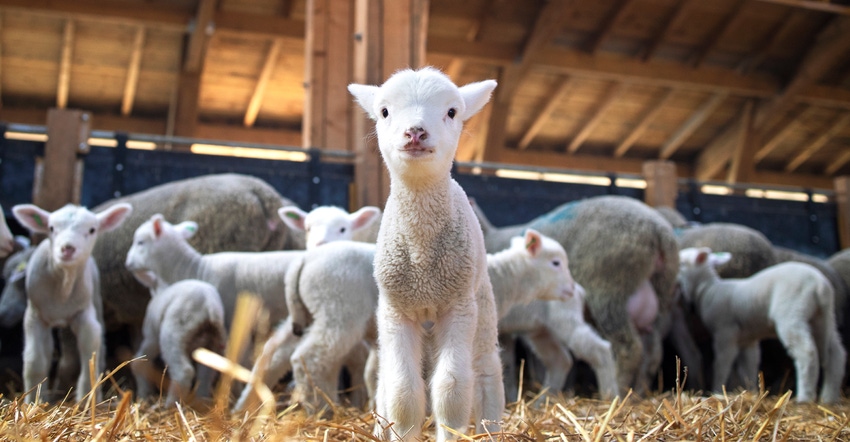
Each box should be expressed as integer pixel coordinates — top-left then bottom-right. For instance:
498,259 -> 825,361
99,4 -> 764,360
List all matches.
737,9 -> 796,73
614,88 -> 676,157
642,0 -> 694,62
121,26 -> 145,117
445,0 -> 490,80
695,122 -> 737,180
753,0 -> 850,16
726,99 -> 757,184
692,0 -> 745,68
57,19 -> 74,109
754,105 -> 811,163
183,0 -> 217,73
567,81 -> 627,153
518,76 -> 573,150
587,0 -> 635,54
785,112 -> 850,172
244,38 -> 284,128
827,150 -> 850,175
659,92 -> 728,159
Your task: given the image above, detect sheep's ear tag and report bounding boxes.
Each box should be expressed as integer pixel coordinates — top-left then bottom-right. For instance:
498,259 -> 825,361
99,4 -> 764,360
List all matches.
32,213 -> 44,227
186,225 -> 196,234
285,212 -> 301,220
525,236 -> 538,252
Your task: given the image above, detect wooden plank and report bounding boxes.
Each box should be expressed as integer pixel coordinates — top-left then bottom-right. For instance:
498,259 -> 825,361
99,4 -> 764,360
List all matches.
754,105 -> 810,163
34,109 -> 90,212
324,0 -> 353,149
784,112 -> 850,172
736,9 -> 796,73
493,146 -> 694,177
692,0 -> 745,68
194,123 -> 301,146
827,150 -> 850,176
659,92 -> 728,159
614,88 -> 675,157
214,12 -> 305,40
749,170 -> 832,190
641,0 -> 694,61
587,0 -> 635,54
0,0 -> 191,29
753,0 -> 850,16
244,38 -> 283,127
567,81 -> 627,153
835,176 -> 850,249
183,0 -> 216,73
642,160 -> 678,208
56,19 -> 73,109
796,84 -> 850,110
303,0 -> 328,149
121,26 -> 145,117
383,0 -> 412,74
443,0 -> 489,80
517,76 -> 573,150
694,122 -> 737,180
726,99 -> 757,184
173,71 -> 200,138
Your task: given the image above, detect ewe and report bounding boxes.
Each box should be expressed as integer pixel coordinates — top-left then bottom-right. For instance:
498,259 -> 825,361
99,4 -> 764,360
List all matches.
349,67 -> 500,440
13,202 -> 132,403
677,247 -> 846,403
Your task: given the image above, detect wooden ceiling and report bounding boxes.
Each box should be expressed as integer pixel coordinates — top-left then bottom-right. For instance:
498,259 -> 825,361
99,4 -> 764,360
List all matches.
0,0 -> 849,190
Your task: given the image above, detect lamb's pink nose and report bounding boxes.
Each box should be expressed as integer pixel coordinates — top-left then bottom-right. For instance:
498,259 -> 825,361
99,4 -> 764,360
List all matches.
60,244 -> 76,259
405,127 -> 427,143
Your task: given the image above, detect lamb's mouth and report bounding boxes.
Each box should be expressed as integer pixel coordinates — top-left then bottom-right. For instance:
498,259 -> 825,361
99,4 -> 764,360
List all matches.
400,142 -> 434,157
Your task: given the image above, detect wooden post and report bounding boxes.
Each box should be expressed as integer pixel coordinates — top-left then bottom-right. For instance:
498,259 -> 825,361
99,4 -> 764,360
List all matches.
348,0 -> 429,209
33,108 -> 90,212
642,160 -> 678,208
835,176 -> 850,250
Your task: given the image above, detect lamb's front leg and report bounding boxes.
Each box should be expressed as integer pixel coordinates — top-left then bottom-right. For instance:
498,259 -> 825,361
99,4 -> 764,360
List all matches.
733,343 -> 760,390
431,299 -> 477,441
711,328 -> 741,394
23,308 -> 53,403
71,305 -> 103,402
374,300 -> 425,441
131,335 -> 160,400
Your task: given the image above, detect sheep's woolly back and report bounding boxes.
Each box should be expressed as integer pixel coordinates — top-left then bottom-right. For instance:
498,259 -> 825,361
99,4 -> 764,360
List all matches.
92,174 -> 298,330
654,206 -> 690,230
678,223 -> 775,278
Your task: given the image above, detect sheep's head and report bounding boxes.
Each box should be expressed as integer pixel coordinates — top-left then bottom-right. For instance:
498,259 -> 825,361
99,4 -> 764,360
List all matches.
125,214 -> 197,282
279,205 -> 381,249
13,203 -> 132,269
349,67 -> 497,183
677,247 -> 731,302
511,229 -> 576,304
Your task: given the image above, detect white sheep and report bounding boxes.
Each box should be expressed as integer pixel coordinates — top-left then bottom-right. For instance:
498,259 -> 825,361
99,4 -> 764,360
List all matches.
499,283 -> 619,401
12,202 -> 132,403
279,205 -> 382,248
126,265 -> 226,406
349,67 -> 500,440
677,247 -> 846,403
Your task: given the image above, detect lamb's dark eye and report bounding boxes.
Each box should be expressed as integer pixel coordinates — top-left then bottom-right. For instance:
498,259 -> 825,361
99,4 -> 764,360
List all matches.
340,227 -> 347,233
447,108 -> 456,119
49,226 -> 54,233
552,260 -> 561,267
381,108 -> 389,118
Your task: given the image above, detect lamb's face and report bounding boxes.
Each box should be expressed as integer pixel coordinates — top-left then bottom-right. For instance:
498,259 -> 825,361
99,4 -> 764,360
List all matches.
125,215 -> 196,280
349,67 -> 497,183
513,230 -> 576,303
125,219 -> 159,277
46,206 -> 101,268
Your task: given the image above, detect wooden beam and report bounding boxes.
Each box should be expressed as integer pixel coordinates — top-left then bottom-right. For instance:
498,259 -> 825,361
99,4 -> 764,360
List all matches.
194,123 -> 301,146
214,12 -> 306,41
795,84 -> 850,110
121,26 -> 145,117
726,99 -> 757,184
753,0 -> 850,16
642,160 -> 678,208
34,109 -> 90,212
444,0 -> 490,81
785,112 -> 850,172
587,0 -> 636,54
244,38 -> 284,127
692,0 -> 745,68
641,0 -> 693,61
567,81 -> 627,153
614,88 -> 675,157
694,122 -> 736,180
835,176 -> 850,249
173,71 -> 200,138
749,170 -> 833,190
183,0 -> 216,73
518,76 -> 573,150
659,92 -> 728,159
754,105 -> 810,163
827,150 -> 850,176
737,9 -> 796,73
0,0 -> 191,30
57,20 -> 74,109
493,146 -> 694,177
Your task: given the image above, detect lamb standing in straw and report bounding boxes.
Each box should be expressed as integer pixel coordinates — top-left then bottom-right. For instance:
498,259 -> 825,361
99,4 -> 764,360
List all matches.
349,67 -> 500,441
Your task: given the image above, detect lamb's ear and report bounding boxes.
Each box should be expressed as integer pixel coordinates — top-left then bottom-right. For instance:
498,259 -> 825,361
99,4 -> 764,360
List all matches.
12,204 -> 51,235
524,229 -> 542,257
350,206 -> 381,231
458,79 -> 497,121
709,252 -> 732,267
174,221 -> 199,240
279,207 -> 308,232
348,84 -> 380,120
695,249 -> 711,265
97,203 -> 133,233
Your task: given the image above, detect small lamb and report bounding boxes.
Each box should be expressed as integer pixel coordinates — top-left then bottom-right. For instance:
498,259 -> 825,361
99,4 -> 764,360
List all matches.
677,247 -> 846,402
279,205 -> 382,248
349,67 -> 500,440
13,202 -> 132,403
126,267 -> 226,406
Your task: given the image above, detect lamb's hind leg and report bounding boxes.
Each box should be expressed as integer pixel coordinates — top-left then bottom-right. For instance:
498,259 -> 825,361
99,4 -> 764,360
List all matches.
160,341 -> 195,406
431,300 -> 477,442
818,327 -> 846,403
775,321 -> 818,402
71,305 -> 103,402
374,301 -> 426,441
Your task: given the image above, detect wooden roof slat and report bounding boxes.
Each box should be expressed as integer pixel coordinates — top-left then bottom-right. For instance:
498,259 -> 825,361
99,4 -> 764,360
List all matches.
614,88 -> 676,157
753,0 -> 850,16
785,112 -> 850,172
726,99 -> 757,184
587,0 -> 636,54
754,105 -> 811,163
183,0 -> 217,73
213,12 -> 306,40
695,122 -> 737,180
518,76 -> 573,150
659,92 -> 728,159
0,0 -> 191,29
692,0 -> 745,68
121,26 -> 145,117
567,81 -> 627,154
244,38 -> 284,128
736,9 -> 796,73
445,0 -> 491,81
641,0 -> 694,62
826,149 -> 850,175
56,19 -> 73,110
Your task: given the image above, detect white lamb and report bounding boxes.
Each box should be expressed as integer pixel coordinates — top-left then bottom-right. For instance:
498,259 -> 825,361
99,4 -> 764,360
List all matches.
12,202 -> 132,403
349,67 -> 500,440
677,247 -> 846,403
125,267 -> 226,406
498,283 -> 619,401
279,205 -> 382,248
